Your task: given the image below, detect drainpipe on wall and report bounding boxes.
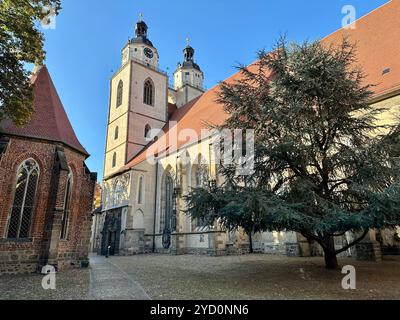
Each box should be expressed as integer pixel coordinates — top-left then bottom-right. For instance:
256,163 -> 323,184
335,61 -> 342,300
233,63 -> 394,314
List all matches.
152,161 -> 159,253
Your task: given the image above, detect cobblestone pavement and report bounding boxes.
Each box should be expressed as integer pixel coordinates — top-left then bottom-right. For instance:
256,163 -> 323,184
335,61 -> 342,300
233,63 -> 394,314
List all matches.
107,254 -> 400,300
0,255 -> 399,300
88,255 -> 150,300
0,268 -> 90,300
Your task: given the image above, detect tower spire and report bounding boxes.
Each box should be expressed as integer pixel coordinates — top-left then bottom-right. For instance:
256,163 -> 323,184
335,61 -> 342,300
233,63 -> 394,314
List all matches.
183,40 -> 194,62
132,14 -> 153,47
172,40 -> 205,106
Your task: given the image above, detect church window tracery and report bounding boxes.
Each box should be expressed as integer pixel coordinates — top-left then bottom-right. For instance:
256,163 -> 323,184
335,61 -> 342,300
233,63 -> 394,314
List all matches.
7,159 -> 39,239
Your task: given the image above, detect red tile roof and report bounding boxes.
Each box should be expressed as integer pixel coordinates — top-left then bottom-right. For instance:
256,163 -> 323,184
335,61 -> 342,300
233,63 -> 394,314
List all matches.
0,65 -> 88,156
321,0 -> 400,98
110,0 -> 399,178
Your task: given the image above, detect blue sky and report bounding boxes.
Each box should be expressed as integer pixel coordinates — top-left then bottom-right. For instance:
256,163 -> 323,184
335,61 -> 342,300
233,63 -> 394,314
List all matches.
41,0 -> 388,180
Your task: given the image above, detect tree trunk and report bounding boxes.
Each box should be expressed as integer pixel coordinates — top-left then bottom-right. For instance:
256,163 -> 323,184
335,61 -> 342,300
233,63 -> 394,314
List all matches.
322,236 -> 339,269
248,232 -> 254,254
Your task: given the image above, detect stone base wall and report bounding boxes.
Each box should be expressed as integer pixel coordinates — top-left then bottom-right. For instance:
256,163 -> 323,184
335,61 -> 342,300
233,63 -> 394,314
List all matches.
253,243 -> 286,255
381,245 -> 400,255
120,229 -> 145,256
0,262 -> 38,275
378,228 -> 400,255
140,231 -> 267,256
356,241 -> 382,261
0,240 -> 42,274
0,249 -> 89,275
286,242 -> 300,257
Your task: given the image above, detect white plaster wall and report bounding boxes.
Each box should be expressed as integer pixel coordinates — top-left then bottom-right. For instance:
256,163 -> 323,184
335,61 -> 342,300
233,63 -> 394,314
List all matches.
175,86 -> 203,108
173,67 -> 204,90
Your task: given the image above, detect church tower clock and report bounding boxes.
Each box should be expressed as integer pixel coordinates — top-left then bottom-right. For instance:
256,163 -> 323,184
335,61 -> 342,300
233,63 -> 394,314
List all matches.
104,17 -> 168,177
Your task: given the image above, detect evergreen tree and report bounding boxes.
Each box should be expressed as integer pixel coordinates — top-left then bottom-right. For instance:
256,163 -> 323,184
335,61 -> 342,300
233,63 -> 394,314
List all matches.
186,38 -> 400,269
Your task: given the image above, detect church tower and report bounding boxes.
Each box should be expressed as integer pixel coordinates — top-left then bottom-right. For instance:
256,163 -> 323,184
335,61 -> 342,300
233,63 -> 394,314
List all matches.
104,17 -> 168,177
172,43 -> 205,107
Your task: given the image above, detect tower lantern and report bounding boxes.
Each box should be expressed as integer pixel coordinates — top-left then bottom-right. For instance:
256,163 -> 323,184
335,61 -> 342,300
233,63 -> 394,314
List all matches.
172,39 -> 205,107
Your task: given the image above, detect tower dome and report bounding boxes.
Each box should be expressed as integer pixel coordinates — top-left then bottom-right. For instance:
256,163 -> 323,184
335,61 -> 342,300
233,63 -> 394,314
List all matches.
181,45 -> 201,71
172,41 -> 205,107
132,18 -> 153,47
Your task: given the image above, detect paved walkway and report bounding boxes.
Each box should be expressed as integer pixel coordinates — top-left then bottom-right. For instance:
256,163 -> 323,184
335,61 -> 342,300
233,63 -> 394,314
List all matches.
89,255 -> 151,300
102,254 -> 400,300
2,254 -> 399,300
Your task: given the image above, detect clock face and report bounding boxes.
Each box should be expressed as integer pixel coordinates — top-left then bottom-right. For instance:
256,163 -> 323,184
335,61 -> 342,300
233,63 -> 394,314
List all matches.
144,47 -> 154,59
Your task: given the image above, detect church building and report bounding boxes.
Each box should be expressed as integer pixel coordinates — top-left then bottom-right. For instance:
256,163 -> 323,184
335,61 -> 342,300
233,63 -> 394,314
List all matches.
100,1 -> 400,259
0,66 -> 97,274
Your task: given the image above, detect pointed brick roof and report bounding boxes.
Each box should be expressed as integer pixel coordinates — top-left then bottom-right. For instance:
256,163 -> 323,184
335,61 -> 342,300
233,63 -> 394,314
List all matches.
0,65 -> 88,156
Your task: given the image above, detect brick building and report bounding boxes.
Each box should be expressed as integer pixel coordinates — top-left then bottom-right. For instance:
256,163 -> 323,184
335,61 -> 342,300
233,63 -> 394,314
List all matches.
0,66 -> 96,274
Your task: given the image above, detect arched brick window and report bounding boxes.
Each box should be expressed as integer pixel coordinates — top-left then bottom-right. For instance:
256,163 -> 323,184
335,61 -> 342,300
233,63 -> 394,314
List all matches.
60,169 -> 73,239
143,79 -> 154,106
116,80 -> 123,108
7,159 -> 39,239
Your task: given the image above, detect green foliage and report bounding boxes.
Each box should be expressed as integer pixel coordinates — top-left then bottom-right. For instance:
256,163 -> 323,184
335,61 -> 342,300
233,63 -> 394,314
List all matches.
185,37 -> 400,267
0,0 -> 61,125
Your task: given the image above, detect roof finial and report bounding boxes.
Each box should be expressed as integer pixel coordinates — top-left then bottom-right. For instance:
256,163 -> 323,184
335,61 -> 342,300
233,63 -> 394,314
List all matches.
186,37 -> 191,47
139,12 -> 144,22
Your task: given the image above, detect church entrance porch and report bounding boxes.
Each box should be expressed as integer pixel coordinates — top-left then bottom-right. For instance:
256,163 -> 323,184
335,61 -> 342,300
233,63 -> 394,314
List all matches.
107,231 -> 117,256
101,209 -> 123,256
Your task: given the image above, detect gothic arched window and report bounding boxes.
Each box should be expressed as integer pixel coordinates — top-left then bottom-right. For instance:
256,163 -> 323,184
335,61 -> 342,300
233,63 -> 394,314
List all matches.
61,169 -> 73,239
7,159 -> 39,239
160,173 -> 174,233
114,126 -> 119,140
143,79 -> 154,106
191,160 -> 209,230
195,165 -> 209,188
112,152 -> 117,168
137,175 -> 144,204
116,80 -> 123,108
144,124 -> 151,139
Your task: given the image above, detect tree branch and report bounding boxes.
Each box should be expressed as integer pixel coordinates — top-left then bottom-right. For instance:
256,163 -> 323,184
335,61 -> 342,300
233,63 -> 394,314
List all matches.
327,230 -> 348,237
301,231 -> 327,250
335,230 -> 369,255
